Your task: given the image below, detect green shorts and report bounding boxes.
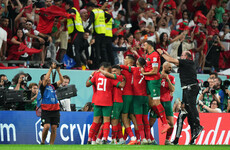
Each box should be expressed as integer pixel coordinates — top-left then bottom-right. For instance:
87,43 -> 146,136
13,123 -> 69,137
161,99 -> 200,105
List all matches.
111,102 -> 123,119
133,96 -> 149,115
150,101 -> 173,118
94,105 -> 112,117
122,95 -> 133,114
146,80 -> 161,99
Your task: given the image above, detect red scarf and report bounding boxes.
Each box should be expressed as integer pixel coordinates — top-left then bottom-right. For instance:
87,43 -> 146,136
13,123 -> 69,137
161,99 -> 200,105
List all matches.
27,29 -> 34,42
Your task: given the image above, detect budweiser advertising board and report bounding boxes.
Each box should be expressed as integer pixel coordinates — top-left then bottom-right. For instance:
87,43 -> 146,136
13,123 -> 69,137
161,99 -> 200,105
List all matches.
158,113 -> 230,145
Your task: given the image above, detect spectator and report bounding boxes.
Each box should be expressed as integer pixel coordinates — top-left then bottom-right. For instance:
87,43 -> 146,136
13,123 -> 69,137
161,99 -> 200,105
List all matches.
112,35 -> 126,65
54,0 -> 68,62
14,12 -> 27,31
117,35 -> 126,65
176,10 -> 195,30
156,32 -> 169,52
0,17 -> 13,44
207,19 -> 220,41
0,24 -> 7,61
219,24 -> 230,70
112,10 -> 125,35
35,0 -> 54,64
198,99 -> 222,113
80,31 -> 94,69
0,0 -> 9,17
138,9 -> 154,28
205,35 -> 225,72
111,1 -> 123,19
25,83 -> 38,111
144,25 -> 159,44
23,20 -> 50,61
81,102 -> 93,112
6,28 -> 26,61
218,13 -> 229,31
157,13 -> 175,37
80,8 -> 90,29
194,26 -> 208,72
215,0 -> 226,24
158,0 -> 177,17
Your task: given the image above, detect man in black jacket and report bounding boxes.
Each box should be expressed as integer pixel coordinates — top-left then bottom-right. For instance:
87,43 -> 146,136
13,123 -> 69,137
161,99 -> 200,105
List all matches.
156,49 -> 204,145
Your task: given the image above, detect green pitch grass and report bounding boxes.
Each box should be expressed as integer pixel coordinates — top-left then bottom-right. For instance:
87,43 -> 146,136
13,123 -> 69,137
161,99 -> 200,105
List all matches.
0,145 -> 229,150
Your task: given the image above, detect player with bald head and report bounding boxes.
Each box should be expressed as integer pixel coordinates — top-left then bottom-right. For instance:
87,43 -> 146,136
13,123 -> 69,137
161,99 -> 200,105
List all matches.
149,61 -> 175,145
156,49 -> 203,145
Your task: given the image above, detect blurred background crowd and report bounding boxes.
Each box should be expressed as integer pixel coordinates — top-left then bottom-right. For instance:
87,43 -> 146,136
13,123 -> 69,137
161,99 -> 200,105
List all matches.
0,0 -> 229,73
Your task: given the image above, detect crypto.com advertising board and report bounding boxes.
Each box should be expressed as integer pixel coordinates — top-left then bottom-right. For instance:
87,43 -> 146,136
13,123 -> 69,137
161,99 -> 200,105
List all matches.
0,111 -> 229,145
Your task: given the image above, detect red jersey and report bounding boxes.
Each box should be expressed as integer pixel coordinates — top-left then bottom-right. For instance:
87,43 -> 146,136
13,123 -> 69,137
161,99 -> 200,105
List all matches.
121,69 -> 133,95
207,26 -> 219,37
120,65 -> 147,96
113,74 -> 124,103
91,72 -> 99,104
160,74 -> 175,102
194,32 -> 208,54
156,43 -> 168,51
144,51 -> 161,80
90,73 -> 120,106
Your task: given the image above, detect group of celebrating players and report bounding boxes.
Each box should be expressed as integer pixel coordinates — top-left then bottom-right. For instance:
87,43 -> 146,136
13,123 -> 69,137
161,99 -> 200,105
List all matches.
86,40 -> 175,145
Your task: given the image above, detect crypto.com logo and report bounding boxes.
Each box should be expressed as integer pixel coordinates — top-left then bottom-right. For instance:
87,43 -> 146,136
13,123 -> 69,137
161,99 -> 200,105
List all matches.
35,119 -> 51,144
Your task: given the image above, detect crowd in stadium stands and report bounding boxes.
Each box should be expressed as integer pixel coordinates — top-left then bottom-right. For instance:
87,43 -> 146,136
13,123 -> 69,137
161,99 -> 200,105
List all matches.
0,0 -> 229,72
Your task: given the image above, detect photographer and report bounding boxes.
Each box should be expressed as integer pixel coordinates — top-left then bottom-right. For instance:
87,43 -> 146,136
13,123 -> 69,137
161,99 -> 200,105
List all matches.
213,77 -> 229,112
226,90 -> 230,113
218,79 -> 230,112
198,100 -> 222,113
37,62 -> 63,145
198,78 -> 220,112
24,83 -> 38,111
8,72 -> 31,110
0,74 -> 11,88
9,72 -> 28,90
205,35 -> 225,72
59,75 -> 71,111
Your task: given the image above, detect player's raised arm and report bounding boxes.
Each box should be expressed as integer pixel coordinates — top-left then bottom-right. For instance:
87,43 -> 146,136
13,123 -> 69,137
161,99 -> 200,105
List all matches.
86,71 -> 96,87
99,69 -> 117,79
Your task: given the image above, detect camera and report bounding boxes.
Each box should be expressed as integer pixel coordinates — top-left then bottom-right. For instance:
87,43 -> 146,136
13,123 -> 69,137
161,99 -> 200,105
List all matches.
52,59 -> 65,69
198,100 -> 203,107
21,74 -> 32,85
3,80 -> 11,87
203,81 -> 209,88
56,62 -> 64,69
0,88 -> 31,110
212,35 -> 218,43
211,89 -> 216,95
222,80 -> 230,89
